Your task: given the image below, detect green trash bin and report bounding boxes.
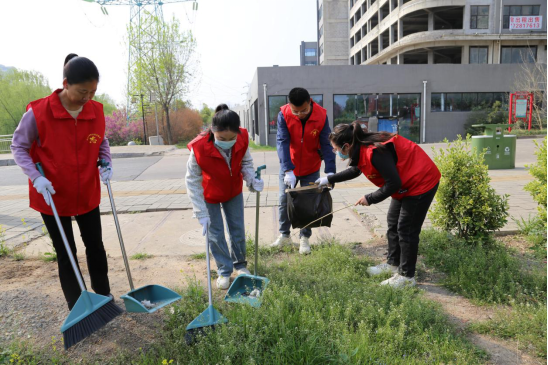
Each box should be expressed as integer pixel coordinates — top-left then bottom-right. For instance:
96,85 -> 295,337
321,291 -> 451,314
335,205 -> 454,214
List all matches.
471,124 -> 516,169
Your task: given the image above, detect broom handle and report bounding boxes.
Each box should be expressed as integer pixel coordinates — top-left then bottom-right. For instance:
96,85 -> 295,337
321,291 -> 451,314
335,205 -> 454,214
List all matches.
254,165 -> 266,277
205,226 -> 213,307
36,163 -> 87,292
106,179 -> 135,291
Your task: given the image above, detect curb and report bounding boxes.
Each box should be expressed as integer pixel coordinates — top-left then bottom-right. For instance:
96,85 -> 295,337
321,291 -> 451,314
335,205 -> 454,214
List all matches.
0,147 -> 177,167
516,135 -> 546,139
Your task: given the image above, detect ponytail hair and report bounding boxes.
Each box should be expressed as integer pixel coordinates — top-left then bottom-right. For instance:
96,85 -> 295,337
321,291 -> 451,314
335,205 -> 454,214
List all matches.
63,53 -> 100,85
204,104 -> 241,142
329,121 -> 394,161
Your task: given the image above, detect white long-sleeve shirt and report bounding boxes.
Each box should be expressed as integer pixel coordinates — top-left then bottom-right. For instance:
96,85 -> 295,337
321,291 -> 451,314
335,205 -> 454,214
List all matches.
185,145 -> 256,219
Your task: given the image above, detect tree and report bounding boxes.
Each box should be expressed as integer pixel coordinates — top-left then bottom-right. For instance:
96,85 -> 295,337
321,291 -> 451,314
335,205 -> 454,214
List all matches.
199,103 -> 214,126
94,93 -> 118,116
512,55 -> 547,130
0,68 -> 51,134
128,11 -> 198,145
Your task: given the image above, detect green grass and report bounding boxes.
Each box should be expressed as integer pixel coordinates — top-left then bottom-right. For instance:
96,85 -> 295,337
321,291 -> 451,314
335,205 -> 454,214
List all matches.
419,229 -> 546,305
511,128 -> 547,137
470,303 -> 547,358
130,252 -> 153,260
249,140 -> 277,152
12,252 -> 25,261
189,252 -> 206,260
114,243 -> 485,364
176,140 -> 192,149
0,338 -> 67,364
515,215 -> 547,258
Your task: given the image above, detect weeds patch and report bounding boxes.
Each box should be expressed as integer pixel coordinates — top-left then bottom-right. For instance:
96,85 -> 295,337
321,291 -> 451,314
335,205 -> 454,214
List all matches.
114,244 -> 485,364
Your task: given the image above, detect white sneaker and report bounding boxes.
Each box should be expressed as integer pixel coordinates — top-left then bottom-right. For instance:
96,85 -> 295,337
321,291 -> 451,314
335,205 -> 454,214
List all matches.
299,237 -> 311,255
270,235 -> 293,248
380,273 -> 416,288
236,268 -> 251,276
367,263 -> 398,276
216,276 -> 230,290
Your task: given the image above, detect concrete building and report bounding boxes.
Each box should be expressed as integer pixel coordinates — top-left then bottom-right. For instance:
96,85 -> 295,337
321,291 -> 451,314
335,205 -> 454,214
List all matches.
300,41 -> 319,66
348,0 -> 547,65
235,63 -> 544,147
318,0 -> 350,64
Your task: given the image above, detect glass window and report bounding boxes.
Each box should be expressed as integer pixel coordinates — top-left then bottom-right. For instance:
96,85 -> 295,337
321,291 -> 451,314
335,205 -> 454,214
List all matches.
469,46 -> 488,64
397,94 -> 421,143
446,93 -> 462,111
319,25 -> 324,38
471,5 -> 489,29
268,96 -> 287,134
377,95 -> 393,117
333,95 -> 357,126
310,94 -> 323,107
461,93 -> 477,111
503,6 -> 539,28
305,48 -> 316,57
304,61 -> 317,66
318,4 -> 323,19
501,46 -> 537,63
356,95 -> 366,117
477,93 -> 494,108
431,93 -> 443,112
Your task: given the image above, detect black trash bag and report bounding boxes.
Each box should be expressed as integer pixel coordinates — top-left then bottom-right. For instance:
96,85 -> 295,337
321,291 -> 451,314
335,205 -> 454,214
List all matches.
287,187 -> 333,229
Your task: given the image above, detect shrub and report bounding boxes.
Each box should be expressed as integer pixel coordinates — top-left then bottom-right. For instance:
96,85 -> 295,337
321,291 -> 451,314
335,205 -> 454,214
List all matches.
429,135 -> 509,241
169,108 -> 203,144
105,109 -> 143,146
464,101 -> 507,136
524,138 -> 547,226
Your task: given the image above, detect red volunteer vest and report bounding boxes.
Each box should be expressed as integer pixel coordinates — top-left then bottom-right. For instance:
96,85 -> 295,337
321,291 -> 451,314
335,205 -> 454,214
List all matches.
358,135 -> 441,200
28,89 -> 105,216
281,101 -> 327,176
187,128 -> 249,204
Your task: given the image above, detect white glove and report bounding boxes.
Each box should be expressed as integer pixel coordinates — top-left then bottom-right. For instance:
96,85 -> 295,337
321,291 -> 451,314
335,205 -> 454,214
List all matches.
99,166 -> 113,184
284,170 -> 296,189
315,176 -> 329,188
198,217 -> 210,236
33,176 -> 56,206
249,178 -> 264,193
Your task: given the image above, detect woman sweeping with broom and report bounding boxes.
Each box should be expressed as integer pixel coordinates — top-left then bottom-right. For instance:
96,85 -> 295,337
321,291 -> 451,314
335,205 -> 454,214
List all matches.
186,104 -> 264,290
316,121 -> 440,288
11,54 -> 122,348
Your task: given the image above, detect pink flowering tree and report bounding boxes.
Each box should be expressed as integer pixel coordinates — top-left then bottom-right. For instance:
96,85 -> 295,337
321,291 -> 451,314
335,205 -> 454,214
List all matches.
105,109 -> 143,146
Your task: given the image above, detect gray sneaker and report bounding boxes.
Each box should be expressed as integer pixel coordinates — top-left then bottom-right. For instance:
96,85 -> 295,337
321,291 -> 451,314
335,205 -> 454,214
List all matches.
270,235 -> 294,248
367,263 -> 398,276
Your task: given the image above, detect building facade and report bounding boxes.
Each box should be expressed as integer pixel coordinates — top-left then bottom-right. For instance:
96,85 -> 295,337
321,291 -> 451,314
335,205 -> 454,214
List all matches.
300,41 -> 319,66
318,0 -> 350,64
348,0 -> 547,65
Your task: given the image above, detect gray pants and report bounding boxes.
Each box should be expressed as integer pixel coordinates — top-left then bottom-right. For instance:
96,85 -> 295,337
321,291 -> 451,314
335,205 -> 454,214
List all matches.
278,169 -> 320,238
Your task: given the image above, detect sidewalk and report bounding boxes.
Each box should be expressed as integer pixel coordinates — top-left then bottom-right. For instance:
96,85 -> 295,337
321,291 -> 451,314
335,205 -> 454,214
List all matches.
0,145 -> 178,166
0,169 -> 536,248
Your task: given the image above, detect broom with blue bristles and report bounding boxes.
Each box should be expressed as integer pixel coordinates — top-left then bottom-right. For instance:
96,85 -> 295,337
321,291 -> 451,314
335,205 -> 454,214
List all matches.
36,163 -> 123,349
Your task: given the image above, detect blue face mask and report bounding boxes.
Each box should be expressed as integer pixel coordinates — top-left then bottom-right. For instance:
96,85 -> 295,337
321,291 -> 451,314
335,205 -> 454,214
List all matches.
214,138 -> 237,150
337,150 -> 349,160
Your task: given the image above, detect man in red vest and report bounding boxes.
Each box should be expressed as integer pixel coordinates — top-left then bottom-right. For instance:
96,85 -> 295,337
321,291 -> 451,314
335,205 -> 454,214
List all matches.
272,87 -> 336,254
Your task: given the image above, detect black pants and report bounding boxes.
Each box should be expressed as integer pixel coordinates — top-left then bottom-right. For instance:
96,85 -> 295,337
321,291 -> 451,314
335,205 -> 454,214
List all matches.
386,183 -> 438,278
41,206 -> 111,310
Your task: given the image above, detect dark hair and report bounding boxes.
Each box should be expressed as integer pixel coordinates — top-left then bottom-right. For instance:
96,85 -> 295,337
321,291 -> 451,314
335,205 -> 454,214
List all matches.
329,121 -> 394,162
207,104 -> 241,141
288,87 -> 310,107
63,53 -> 100,84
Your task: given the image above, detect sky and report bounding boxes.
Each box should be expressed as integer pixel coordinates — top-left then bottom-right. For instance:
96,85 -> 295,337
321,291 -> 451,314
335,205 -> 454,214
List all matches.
0,0 -> 318,109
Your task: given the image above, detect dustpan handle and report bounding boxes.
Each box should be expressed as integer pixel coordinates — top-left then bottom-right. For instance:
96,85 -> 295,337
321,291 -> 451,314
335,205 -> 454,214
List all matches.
254,165 -> 266,277
98,159 -> 135,291
36,163 -> 87,292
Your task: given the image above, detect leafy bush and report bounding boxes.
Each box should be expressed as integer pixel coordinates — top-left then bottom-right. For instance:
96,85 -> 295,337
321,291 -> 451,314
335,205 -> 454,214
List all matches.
168,108 -> 203,144
524,138 -> 547,225
105,109 -> 143,146
430,135 -> 509,241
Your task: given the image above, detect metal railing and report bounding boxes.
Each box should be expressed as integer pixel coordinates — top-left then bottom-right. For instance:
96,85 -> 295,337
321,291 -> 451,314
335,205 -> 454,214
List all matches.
0,134 -> 13,153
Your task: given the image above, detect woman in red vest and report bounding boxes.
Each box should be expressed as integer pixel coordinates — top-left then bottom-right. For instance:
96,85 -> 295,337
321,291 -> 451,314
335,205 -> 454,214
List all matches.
11,54 -> 114,309
317,121 -> 440,288
186,104 -> 264,290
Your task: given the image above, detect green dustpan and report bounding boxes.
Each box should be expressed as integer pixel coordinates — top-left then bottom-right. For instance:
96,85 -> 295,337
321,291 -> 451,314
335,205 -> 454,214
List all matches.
185,227 -> 227,344
225,165 -> 269,307
100,160 -> 181,313
224,274 -> 269,307
120,284 -> 181,313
